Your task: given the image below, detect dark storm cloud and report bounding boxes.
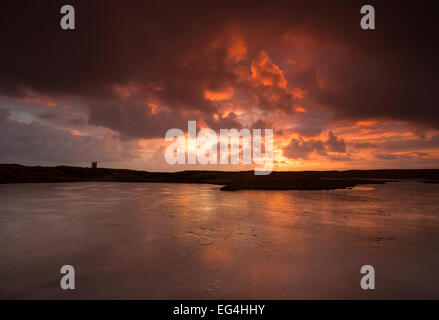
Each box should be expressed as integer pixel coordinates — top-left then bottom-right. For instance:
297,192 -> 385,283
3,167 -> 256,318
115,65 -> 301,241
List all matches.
66,115 -> 87,127
38,110 -> 59,120
0,0 -> 436,140
326,131 -> 347,153
88,99 -> 191,139
205,112 -> 244,131
0,109 -> 11,123
283,131 -> 348,160
380,135 -> 439,151
291,124 -> 323,138
283,137 -> 326,160
375,152 -> 429,160
0,117 -> 142,164
251,119 -> 273,130
350,141 -> 378,150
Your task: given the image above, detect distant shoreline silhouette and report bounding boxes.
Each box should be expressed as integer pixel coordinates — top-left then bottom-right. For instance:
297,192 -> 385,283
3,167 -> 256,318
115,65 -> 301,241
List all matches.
1,164 -> 439,191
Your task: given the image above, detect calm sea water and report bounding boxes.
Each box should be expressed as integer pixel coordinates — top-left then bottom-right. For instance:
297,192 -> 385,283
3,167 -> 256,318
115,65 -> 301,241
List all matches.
1,181 -> 439,299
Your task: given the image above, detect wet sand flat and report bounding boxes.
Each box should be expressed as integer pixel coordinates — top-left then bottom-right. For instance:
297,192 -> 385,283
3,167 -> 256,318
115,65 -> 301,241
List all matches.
1,181 -> 439,299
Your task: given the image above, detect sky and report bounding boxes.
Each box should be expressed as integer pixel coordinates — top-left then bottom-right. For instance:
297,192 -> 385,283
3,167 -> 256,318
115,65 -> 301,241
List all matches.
0,0 -> 437,171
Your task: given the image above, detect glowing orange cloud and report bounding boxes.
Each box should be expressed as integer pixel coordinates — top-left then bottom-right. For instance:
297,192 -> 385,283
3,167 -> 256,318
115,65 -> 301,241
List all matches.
205,88 -> 234,101
227,36 -> 247,62
251,51 -> 287,88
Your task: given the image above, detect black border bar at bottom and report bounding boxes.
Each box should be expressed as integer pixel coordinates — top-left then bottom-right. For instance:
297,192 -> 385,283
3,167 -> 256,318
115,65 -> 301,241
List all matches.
1,300 -> 438,319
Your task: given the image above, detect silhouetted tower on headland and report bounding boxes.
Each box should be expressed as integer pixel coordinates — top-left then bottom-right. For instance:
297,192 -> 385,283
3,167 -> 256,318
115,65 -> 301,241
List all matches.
91,162 -> 98,169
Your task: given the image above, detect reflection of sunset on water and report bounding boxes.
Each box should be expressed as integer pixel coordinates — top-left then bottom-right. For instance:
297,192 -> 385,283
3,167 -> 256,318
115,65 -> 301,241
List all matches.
1,181 -> 439,299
